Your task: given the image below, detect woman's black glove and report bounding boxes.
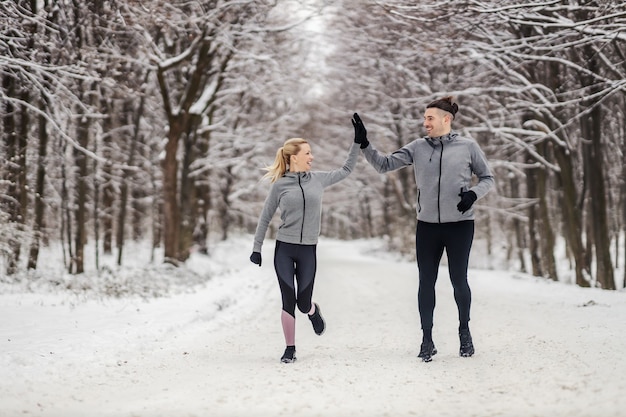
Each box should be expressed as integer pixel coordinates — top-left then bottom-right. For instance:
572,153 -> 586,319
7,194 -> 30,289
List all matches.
457,190 -> 477,213
352,113 -> 369,149
250,252 -> 262,266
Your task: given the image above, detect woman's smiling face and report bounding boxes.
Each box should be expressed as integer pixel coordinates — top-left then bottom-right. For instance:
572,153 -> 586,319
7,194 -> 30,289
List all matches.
290,143 -> 313,172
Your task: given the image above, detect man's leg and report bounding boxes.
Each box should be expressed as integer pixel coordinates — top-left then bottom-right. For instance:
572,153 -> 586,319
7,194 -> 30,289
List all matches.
444,221 -> 475,357
416,221 -> 444,334
444,221 -> 475,328
416,222 -> 444,361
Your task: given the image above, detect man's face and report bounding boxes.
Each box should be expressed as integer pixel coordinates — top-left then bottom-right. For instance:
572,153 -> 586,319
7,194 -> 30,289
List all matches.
423,108 -> 450,138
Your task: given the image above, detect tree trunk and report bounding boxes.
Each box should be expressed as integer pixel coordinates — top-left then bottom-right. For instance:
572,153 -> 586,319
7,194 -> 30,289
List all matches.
541,60 -> 589,287
92,122 -> 101,272
117,97 -> 141,264
535,142 -> 558,281
359,189 -> 373,239
162,119 -> 182,263
513,217 -> 527,274
178,123 -> 200,261
73,103 -> 90,274
552,142 -> 590,287
101,100 -> 114,255
132,181 -> 145,242
151,146 -> 163,263
27,0 -> 46,270
623,155 -> 626,289
580,46 -> 615,290
28,96 -> 49,270
60,141 -> 74,273
13,20 -> 32,275
509,174 -> 527,273
2,73 -> 19,275
218,166 -> 234,241
194,129 -> 212,254
622,103 -> 626,289
526,163 -> 543,278
582,109 -> 615,289
1,73 -> 28,274
382,177 -> 392,238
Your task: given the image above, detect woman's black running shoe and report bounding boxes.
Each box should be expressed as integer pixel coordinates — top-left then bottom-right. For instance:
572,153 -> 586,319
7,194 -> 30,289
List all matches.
281,345 -> 296,363
308,303 -> 326,335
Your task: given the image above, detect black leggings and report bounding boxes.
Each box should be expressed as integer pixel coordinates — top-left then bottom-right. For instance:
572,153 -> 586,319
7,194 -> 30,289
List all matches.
274,241 -> 317,317
415,220 -> 474,331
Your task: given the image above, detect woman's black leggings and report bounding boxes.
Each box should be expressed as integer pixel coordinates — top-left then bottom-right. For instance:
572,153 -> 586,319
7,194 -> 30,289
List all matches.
415,220 -> 475,331
274,241 -> 317,317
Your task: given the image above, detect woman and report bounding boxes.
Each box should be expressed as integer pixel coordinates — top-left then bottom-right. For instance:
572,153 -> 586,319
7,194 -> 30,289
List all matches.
250,135 -> 361,363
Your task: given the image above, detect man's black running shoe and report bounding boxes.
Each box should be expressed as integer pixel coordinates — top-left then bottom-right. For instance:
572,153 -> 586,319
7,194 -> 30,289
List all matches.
281,345 -> 296,363
308,303 -> 325,335
459,328 -> 475,357
418,340 -> 437,362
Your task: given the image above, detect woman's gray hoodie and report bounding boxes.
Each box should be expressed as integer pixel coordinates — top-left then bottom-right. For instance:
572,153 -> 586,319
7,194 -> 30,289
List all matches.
362,132 -> 494,223
253,143 -> 360,253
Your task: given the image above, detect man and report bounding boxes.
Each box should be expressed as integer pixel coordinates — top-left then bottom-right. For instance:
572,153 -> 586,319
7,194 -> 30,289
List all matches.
352,97 -> 495,362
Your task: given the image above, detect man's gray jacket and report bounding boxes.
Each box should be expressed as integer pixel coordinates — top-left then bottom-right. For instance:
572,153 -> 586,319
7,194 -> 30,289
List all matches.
362,132 -> 494,223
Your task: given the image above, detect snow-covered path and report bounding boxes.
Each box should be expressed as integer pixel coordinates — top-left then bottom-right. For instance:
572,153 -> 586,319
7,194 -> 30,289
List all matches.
1,238 -> 625,417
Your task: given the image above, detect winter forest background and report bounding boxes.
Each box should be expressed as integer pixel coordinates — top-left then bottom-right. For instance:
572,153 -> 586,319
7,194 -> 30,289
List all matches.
1,0 -> 625,291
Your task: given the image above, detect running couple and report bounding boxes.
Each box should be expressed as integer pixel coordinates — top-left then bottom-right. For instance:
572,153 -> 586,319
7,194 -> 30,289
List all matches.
250,97 -> 495,363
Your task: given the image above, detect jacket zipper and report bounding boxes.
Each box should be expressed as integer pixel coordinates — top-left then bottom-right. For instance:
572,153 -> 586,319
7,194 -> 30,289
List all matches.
437,141 -> 444,223
298,174 -> 305,243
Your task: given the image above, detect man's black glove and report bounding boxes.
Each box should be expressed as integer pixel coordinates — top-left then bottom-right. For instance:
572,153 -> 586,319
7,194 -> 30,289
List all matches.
457,190 -> 477,213
250,252 -> 262,266
352,113 -> 369,149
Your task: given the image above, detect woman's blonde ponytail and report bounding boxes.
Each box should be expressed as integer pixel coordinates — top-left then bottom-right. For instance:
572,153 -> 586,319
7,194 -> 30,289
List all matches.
263,138 -> 308,183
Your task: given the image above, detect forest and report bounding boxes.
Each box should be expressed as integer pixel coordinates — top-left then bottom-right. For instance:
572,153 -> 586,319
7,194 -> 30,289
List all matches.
1,0 -> 625,290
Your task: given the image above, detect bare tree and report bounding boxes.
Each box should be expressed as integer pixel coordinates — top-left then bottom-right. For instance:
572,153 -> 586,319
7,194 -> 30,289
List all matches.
2,0 -> 625,292
328,0 -> 625,288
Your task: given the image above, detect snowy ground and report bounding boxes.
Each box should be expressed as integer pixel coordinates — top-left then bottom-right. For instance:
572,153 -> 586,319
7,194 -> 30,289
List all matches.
1,235 -> 625,417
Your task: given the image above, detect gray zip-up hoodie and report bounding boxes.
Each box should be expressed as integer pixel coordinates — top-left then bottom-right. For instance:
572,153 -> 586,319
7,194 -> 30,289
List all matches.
362,132 -> 494,223
253,143 -> 360,253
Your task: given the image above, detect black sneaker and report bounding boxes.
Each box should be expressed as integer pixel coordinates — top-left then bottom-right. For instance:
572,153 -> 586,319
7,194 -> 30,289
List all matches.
308,303 -> 325,335
418,340 -> 437,362
459,328 -> 475,357
281,345 -> 296,363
